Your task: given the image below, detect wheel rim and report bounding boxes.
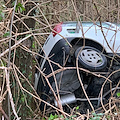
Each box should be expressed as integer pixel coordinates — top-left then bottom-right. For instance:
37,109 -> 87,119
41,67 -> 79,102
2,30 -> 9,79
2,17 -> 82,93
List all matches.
79,49 -> 104,67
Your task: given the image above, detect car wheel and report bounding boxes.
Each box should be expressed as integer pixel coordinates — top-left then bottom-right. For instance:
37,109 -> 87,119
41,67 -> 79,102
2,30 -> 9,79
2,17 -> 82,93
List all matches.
75,46 -> 107,71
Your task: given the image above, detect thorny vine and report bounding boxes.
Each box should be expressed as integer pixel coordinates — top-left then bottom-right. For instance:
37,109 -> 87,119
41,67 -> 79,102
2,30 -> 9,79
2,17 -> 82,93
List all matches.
0,0 -> 120,119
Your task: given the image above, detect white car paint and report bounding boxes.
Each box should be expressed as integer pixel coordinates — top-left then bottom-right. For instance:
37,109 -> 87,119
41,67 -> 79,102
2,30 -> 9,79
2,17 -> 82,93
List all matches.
34,21 -> 120,89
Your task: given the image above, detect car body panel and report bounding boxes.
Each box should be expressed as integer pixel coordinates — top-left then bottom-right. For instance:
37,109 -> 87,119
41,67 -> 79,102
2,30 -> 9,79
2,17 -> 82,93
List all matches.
43,22 -> 120,58
35,22 -> 120,111
35,21 -> 120,90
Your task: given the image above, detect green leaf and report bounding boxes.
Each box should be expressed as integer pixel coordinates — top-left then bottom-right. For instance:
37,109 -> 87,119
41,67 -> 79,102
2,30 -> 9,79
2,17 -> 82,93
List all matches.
117,92 -> 120,97
70,115 -> 76,118
42,118 -> 45,120
12,1 -> 15,6
3,32 -> 10,37
15,6 -> 19,12
1,12 -> 4,17
76,106 -> 79,110
0,16 -> 2,21
0,10 -> 3,21
60,115 -> 64,118
92,113 -> 97,117
1,60 -> 6,67
107,115 -> 110,119
65,118 -> 69,120
48,114 -> 54,120
48,114 -> 59,120
28,73 -> 32,80
32,60 -> 36,63
21,6 -> 25,11
91,116 -> 101,120
90,113 -> 103,120
15,3 -> 25,13
21,96 -> 25,103
22,70 -> 26,74
97,113 -> 104,116
20,7 -> 23,13
98,59 -> 102,63
25,34 -> 30,37
32,42 -> 35,48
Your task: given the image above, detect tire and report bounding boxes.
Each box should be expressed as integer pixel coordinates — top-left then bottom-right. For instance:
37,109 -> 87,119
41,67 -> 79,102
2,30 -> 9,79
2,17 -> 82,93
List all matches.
75,46 -> 107,71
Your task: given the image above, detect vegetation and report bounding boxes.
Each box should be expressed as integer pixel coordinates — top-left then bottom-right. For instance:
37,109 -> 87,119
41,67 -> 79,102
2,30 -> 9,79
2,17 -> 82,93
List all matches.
0,0 -> 120,119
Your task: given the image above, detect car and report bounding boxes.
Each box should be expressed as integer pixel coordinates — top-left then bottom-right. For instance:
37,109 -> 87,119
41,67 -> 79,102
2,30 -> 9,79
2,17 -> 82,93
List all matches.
35,21 -> 120,112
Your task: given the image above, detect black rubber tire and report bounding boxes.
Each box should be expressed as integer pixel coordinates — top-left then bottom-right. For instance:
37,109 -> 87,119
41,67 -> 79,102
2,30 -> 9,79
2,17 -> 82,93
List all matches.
75,46 -> 107,71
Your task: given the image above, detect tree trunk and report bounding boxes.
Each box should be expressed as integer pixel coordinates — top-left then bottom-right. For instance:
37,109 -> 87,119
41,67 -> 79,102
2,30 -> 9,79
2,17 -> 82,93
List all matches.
3,1 -> 36,119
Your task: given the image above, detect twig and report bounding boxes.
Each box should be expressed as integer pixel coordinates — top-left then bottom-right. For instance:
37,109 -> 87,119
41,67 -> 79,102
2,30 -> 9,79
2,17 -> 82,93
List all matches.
7,0 -> 19,119
12,65 -> 71,117
5,68 -> 20,120
0,107 -> 9,120
0,34 -> 32,58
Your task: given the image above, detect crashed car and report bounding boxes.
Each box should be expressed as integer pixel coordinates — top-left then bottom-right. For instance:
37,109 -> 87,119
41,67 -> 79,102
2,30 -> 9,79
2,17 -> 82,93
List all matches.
35,21 -> 120,111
